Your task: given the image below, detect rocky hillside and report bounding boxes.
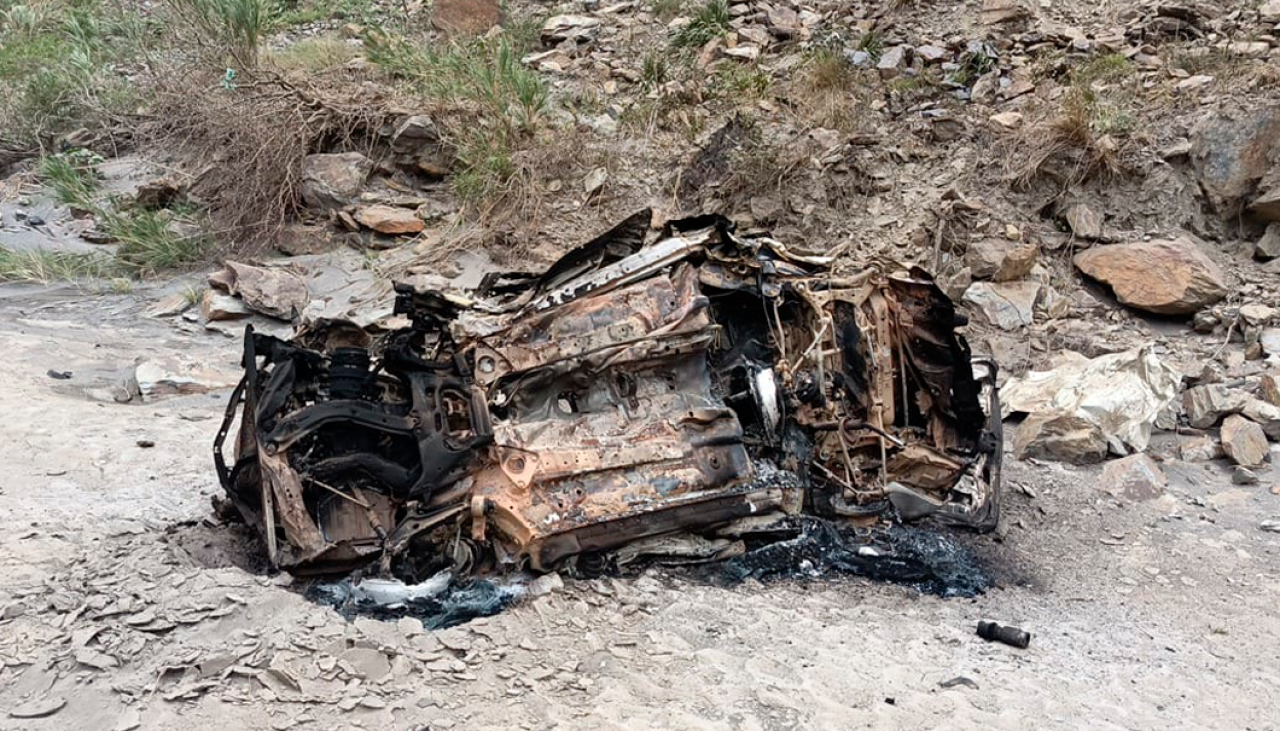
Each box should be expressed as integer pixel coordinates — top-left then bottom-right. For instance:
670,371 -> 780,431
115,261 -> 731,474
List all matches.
2,0 -> 1280,480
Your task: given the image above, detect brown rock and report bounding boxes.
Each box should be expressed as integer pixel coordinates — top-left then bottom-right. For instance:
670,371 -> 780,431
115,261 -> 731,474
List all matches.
389,115 -> 440,154
1098,454 -> 1168,500
981,0 -> 1031,25
1261,374 -> 1280,407
354,205 -> 425,235
301,152 -> 373,211
431,0 -> 501,35
1252,184 -> 1280,223
276,224 -> 337,256
1073,236 -> 1227,315
1221,414 -> 1269,466
134,177 -> 183,209
966,239 -> 1037,281
201,289 -> 250,321
1014,411 -> 1109,464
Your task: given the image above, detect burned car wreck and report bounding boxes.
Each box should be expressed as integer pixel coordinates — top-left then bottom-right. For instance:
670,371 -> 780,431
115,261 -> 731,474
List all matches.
214,212 -> 1001,581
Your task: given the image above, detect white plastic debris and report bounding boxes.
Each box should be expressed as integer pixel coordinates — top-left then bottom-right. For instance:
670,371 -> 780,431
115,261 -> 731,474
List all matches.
1001,346 -> 1181,455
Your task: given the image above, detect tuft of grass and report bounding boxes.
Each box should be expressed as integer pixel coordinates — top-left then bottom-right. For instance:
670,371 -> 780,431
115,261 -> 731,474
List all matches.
0,246 -> 112,282
640,49 -> 669,89
805,46 -> 856,91
713,63 -> 771,100
268,36 -> 360,71
1071,52 -> 1132,86
650,0 -> 683,21
671,0 -> 730,49
368,35 -> 549,211
165,0 -> 279,68
855,29 -> 884,61
39,152 -> 102,209
105,207 -> 212,275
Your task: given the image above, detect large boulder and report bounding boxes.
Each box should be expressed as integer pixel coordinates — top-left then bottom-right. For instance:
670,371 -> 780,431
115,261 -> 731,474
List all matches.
300,152 -> 373,211
1190,106 -> 1280,217
1073,235 -> 1227,315
1183,384 -> 1280,439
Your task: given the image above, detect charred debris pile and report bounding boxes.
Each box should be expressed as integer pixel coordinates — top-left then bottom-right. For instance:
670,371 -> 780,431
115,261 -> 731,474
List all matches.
213,211 -> 1002,608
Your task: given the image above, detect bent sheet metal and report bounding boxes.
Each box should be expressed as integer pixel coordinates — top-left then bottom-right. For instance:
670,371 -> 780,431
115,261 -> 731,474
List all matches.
214,211 -> 1002,577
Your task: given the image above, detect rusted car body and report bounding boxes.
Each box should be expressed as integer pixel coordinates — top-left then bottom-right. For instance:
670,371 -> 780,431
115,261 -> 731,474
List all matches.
214,212 -> 1001,577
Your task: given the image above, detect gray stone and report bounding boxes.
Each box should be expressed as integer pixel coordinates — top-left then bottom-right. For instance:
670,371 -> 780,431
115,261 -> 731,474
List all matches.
1063,201 -> 1104,240
1190,106 -> 1280,217
1098,454 -> 1167,500
962,281 -> 1040,330
301,152 -> 373,210
1014,411 -> 1109,464
1256,223 -> 1280,261
1232,466 -> 1260,485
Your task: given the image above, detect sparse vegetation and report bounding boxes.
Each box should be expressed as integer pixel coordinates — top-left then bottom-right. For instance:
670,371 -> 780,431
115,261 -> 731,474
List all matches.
650,0 -> 683,21
0,246 -> 111,282
165,0 -> 279,68
39,152 -> 102,209
267,36 -> 361,72
671,0 -> 730,49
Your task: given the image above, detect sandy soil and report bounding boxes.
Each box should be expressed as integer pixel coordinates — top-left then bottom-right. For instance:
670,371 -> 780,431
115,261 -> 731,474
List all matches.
1,287 -> 1279,731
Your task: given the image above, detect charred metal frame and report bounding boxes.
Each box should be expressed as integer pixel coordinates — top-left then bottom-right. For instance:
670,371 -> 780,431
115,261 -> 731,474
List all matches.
214,212 -> 1002,576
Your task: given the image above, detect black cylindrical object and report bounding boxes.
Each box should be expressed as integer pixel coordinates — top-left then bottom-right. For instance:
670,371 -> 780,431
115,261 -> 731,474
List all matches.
976,620 -> 1031,648
329,347 -> 372,400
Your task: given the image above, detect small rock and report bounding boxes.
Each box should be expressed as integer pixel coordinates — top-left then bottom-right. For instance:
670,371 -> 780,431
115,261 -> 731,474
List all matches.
389,115 -> 440,153
723,44 -> 760,61
1262,0 -> 1280,22
223,261 -> 310,321
1098,454 -> 1167,500
432,0 -> 502,35
134,357 -> 240,400
9,696 -> 66,719
766,7 -> 801,38
989,112 -> 1024,129
877,45 -> 909,78
966,239 -> 1037,281
398,616 -> 424,638
540,14 -> 601,45
201,290 -> 251,321
1233,466 -> 1260,485
1175,74 -> 1215,92
354,205 -> 426,235
583,167 -> 608,196
301,152 -> 373,210
962,281 -> 1040,330
1073,235 -> 1227,315
145,293 -> 192,318
981,0 -> 1031,25
1014,411 -> 1108,464
1260,374 -> 1280,407
1180,435 -> 1222,461
1256,223 -> 1280,261
339,647 -> 390,682
1221,414 -> 1269,466
134,177 -> 183,209
917,45 -> 948,62
1062,201 -> 1104,240
1252,185 -> 1280,223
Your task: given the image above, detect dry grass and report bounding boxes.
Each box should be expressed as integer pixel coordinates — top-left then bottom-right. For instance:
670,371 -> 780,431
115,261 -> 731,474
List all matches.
789,47 -> 866,133
141,65 -> 394,250
1003,54 -> 1143,189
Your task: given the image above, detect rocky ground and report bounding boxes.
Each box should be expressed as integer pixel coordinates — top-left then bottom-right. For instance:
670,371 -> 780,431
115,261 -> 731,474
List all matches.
4,0 -> 1280,728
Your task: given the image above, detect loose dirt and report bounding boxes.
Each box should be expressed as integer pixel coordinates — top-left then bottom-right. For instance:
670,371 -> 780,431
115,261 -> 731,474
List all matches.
1,287 -> 1277,731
